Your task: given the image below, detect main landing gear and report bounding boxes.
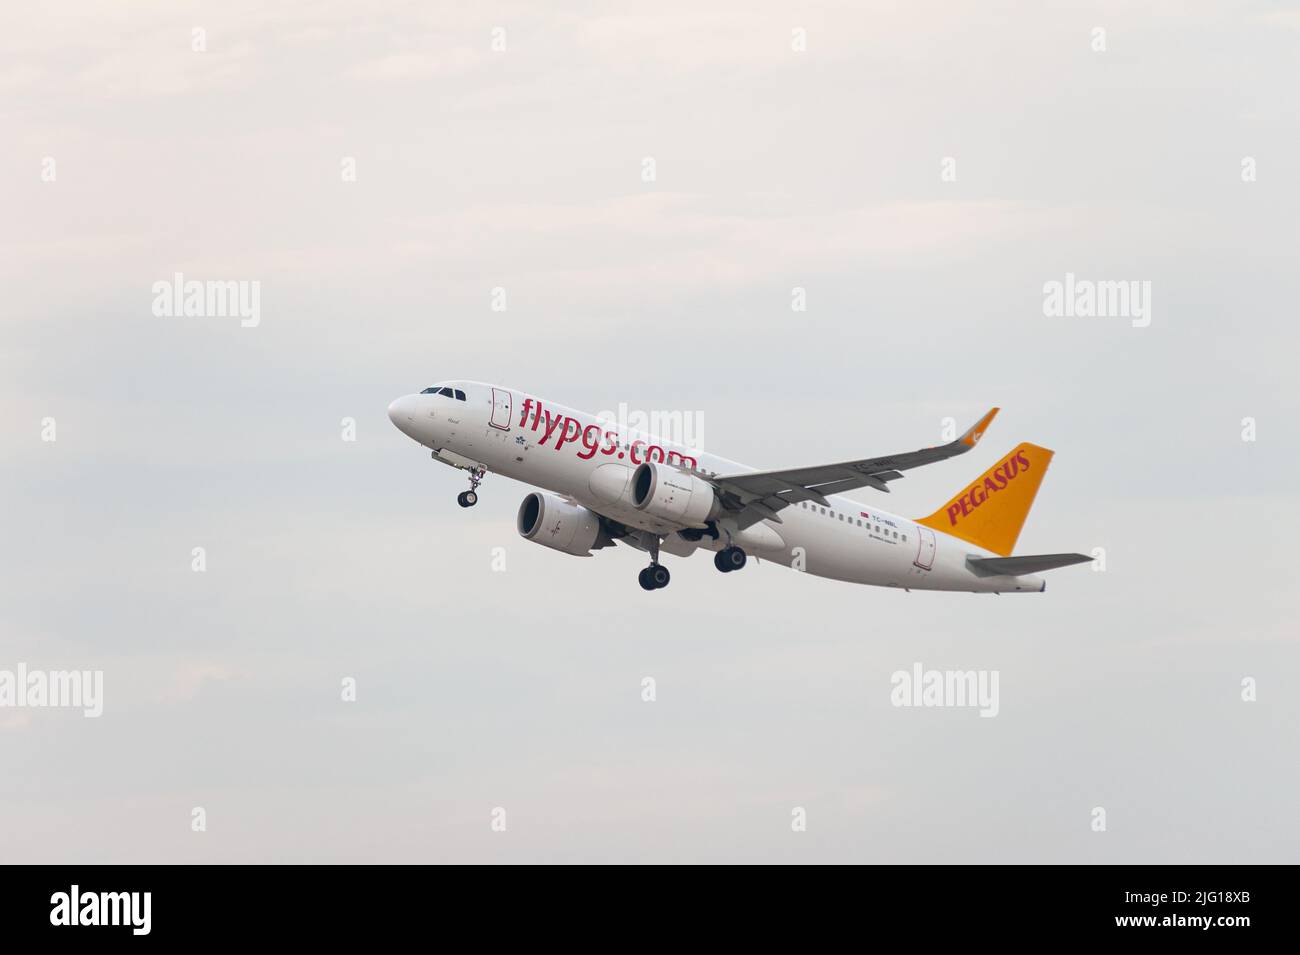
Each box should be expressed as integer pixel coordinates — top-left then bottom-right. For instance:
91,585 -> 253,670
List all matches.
638,534 -> 671,591
714,546 -> 747,573
638,565 -> 671,591
457,466 -> 487,508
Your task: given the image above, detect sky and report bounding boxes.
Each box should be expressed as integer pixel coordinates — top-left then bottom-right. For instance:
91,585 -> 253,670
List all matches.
2,0 -> 1297,863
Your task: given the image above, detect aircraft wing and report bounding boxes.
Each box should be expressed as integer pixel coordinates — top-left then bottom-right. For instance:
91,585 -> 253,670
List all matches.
709,408 -> 999,528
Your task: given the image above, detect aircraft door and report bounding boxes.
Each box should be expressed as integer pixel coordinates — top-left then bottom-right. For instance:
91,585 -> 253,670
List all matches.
490,388 -> 512,430
914,525 -> 936,570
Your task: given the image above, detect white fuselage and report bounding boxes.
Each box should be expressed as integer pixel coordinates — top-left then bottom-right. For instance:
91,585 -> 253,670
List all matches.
388,381 -> 1046,594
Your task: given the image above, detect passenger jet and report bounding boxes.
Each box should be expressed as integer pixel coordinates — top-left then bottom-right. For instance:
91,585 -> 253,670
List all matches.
387,382 -> 1090,592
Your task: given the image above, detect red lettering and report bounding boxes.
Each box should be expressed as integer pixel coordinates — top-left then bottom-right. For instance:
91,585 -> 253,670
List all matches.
945,451 -> 1036,525
576,423 -> 602,460
539,410 -> 564,445
553,416 -> 581,450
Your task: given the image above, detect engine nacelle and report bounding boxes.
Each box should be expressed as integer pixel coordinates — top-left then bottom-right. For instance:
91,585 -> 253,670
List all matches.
631,462 -> 721,528
517,492 -> 605,556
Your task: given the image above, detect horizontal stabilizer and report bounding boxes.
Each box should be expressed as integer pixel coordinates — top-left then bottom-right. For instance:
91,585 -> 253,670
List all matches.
966,553 -> 1092,577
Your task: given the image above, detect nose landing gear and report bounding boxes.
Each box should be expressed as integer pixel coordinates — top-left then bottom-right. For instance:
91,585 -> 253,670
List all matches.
457,466 -> 487,507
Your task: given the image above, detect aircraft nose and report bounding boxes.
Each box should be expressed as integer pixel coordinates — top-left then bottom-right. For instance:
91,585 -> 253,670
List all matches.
388,395 -> 417,431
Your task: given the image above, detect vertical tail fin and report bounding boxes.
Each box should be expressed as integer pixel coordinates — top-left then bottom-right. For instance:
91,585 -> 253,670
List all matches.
916,443 -> 1055,556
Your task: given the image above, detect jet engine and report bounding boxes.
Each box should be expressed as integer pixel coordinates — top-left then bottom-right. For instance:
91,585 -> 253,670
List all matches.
517,492 -> 607,556
631,461 -> 721,528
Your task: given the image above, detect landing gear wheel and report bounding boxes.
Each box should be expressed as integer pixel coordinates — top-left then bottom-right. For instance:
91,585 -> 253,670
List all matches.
715,546 -> 747,572
637,533 -> 670,590
457,491 -> 477,507
639,565 -> 671,590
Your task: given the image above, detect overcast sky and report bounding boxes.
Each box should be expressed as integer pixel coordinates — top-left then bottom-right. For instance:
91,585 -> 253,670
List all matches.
2,0 -> 1297,863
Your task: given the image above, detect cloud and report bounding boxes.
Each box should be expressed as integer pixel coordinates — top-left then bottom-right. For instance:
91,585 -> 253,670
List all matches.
345,47 -> 481,80
0,712 -> 34,731
159,663 -> 239,704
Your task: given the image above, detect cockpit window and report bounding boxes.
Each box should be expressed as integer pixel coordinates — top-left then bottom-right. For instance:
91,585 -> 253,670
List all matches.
420,385 -> 466,399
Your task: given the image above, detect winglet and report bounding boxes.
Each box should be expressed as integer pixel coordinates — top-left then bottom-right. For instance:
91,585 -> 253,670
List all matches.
959,407 -> 999,448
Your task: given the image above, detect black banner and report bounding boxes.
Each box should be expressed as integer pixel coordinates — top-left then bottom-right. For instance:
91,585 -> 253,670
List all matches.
1,865 -> 1284,941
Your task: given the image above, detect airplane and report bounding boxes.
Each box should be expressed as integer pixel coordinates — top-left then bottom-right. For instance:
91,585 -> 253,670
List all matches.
387,382 -> 1091,593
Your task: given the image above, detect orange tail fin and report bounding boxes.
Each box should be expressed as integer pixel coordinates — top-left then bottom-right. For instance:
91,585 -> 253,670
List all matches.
916,443 -> 1054,556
